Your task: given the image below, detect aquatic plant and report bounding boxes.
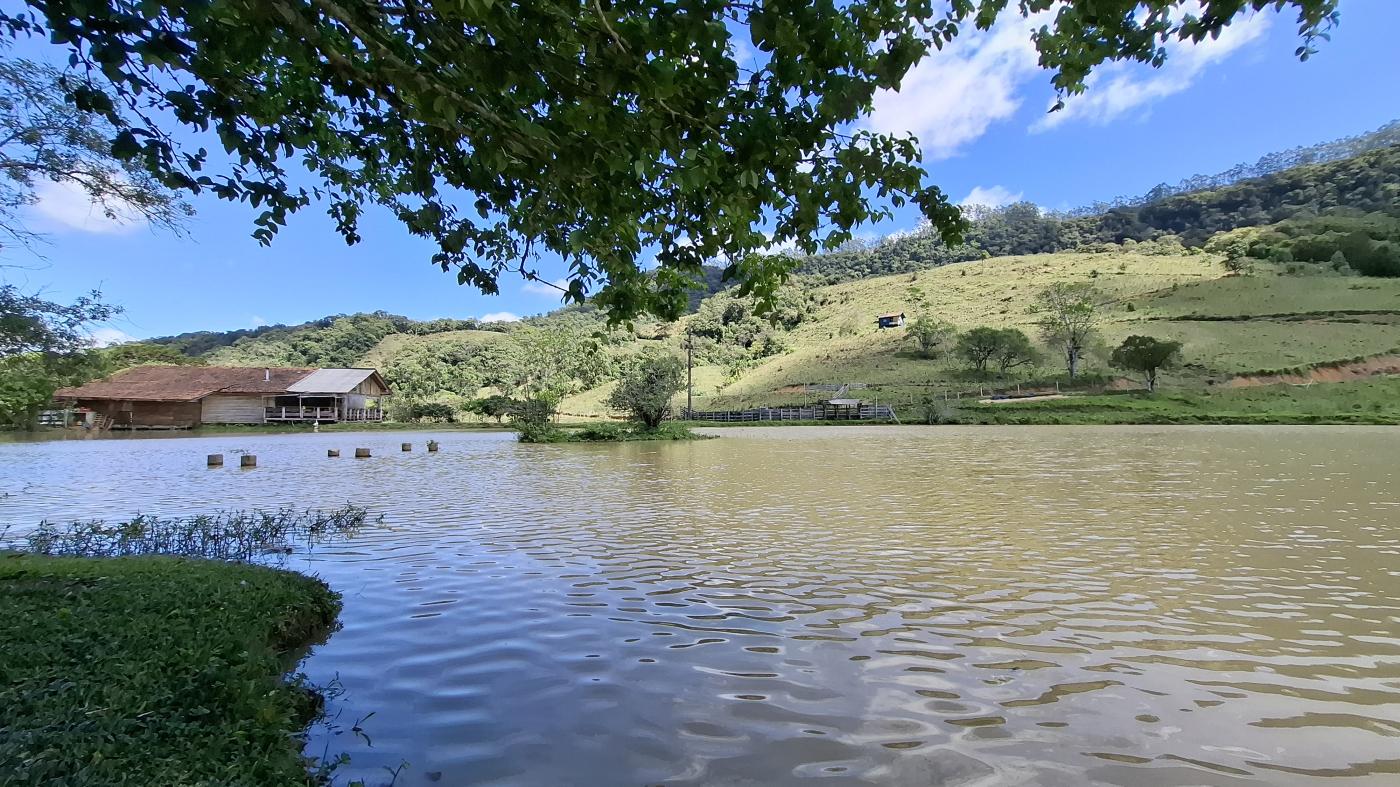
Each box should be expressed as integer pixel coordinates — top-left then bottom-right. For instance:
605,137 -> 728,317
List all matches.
8,504 -> 377,562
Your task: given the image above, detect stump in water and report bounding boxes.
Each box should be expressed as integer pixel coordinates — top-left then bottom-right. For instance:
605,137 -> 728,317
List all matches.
327,449 -> 340,458
355,448 -> 371,458
401,442 -> 412,452
240,455 -> 257,468
207,454 -> 224,467
427,440 -> 439,452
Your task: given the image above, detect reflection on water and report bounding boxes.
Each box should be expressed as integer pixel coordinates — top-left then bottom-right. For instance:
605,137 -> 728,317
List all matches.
2,426 -> 1399,785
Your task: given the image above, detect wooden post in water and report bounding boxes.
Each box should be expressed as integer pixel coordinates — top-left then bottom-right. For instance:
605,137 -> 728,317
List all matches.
355,448 -> 371,458
327,449 -> 340,458
240,455 -> 257,468
207,453 -> 223,467
401,442 -> 412,452
427,440 -> 439,452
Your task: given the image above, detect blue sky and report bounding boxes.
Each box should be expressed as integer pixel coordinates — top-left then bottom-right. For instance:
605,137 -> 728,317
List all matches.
6,0 -> 1399,343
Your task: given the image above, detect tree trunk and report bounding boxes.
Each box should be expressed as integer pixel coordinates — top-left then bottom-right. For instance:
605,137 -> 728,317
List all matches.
1146,370 -> 1157,392
1066,346 -> 1080,380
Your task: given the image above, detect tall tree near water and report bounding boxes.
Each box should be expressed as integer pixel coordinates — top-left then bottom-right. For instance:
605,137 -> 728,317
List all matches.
0,285 -> 116,427
1033,282 -> 1102,381
0,1 -> 1338,321
608,349 -> 685,429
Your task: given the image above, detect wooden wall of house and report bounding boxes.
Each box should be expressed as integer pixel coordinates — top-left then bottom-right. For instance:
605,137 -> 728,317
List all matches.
81,399 -> 203,428
201,394 -> 265,424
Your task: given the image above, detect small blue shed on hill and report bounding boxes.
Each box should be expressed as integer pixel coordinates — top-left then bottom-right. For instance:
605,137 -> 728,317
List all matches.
876,312 -> 906,329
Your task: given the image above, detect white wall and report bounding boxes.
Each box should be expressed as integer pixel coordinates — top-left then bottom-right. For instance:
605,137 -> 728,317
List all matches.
201,395 -> 265,424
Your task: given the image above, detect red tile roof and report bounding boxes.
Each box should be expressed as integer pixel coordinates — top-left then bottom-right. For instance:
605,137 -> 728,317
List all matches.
54,366 -> 316,402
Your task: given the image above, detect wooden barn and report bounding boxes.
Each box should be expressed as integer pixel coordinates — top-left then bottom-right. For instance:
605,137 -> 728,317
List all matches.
53,366 -> 391,429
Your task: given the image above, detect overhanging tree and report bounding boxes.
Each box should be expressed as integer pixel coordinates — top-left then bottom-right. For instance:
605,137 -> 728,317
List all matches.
0,58 -> 190,248
0,1 -> 1339,320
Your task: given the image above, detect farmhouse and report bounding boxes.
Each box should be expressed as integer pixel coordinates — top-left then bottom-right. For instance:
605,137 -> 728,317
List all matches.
53,366 -> 391,429
876,312 -> 906,329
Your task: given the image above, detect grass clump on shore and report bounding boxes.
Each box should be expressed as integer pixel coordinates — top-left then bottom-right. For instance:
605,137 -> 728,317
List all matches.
517,421 -> 709,443
10,504 -> 375,561
0,554 -> 341,786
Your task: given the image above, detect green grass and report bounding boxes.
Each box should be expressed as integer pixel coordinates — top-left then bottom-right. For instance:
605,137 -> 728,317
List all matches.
0,554 -> 341,786
518,421 -> 709,443
946,378 -> 1400,425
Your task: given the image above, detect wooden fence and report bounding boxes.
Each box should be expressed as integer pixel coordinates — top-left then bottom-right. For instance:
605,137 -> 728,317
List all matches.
678,404 -> 897,423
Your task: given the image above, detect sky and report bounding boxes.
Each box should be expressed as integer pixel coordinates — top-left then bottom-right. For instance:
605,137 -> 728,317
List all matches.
6,0 -> 1400,344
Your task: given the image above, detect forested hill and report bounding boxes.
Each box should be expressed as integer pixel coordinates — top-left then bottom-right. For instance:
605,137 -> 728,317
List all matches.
148,312 -> 509,366
798,121 -> 1400,285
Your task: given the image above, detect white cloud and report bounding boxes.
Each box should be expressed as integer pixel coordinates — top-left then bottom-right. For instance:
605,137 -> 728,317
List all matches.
32,179 -> 146,234
250,315 -> 268,328
480,311 -> 521,323
865,12 -> 1048,159
1034,11 -> 1271,130
866,6 -> 1274,152
88,327 -> 137,347
959,185 -> 1024,209
521,277 -> 569,297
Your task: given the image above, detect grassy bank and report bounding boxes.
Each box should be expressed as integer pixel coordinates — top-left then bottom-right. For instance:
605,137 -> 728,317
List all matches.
946,379 -> 1400,425
0,554 -> 341,786
518,422 -> 710,443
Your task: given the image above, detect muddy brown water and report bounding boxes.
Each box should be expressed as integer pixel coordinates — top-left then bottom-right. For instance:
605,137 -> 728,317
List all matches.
2,426 -> 1398,785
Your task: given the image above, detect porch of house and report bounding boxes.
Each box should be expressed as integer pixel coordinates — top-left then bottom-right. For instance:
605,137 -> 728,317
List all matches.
262,394 -> 388,423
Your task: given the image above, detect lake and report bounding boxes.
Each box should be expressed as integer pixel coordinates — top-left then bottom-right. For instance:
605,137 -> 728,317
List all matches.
2,426 -> 1398,785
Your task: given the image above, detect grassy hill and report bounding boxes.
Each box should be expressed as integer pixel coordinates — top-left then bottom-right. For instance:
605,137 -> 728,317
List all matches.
554,250 -> 1400,418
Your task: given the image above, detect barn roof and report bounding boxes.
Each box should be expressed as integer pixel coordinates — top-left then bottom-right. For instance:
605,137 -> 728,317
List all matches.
877,312 -> 905,319
286,368 -> 387,394
54,366 -> 316,402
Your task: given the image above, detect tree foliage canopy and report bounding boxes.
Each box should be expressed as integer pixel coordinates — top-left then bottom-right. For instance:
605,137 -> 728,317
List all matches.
0,57 -> 189,248
1033,282 -> 1102,379
0,0 -> 1337,320
608,349 -> 685,429
1110,334 -> 1182,391
0,284 -> 117,426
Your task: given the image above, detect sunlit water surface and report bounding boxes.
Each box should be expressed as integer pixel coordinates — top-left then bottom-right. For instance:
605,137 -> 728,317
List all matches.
2,426 -> 1399,786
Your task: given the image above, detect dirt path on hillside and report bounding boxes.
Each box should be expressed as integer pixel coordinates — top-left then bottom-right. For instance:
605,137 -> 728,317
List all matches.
1226,353 -> 1400,388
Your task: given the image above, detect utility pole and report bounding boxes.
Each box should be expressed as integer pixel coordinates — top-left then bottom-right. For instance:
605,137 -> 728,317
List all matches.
686,327 -> 694,417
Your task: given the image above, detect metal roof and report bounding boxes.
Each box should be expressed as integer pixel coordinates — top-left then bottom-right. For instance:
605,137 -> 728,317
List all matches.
285,368 -> 378,393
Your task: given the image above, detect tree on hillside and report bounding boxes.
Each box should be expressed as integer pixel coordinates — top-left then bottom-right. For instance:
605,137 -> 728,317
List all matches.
608,350 -> 685,429
0,285 -> 117,427
501,326 -> 610,421
992,328 -> 1037,373
955,327 -> 1004,375
0,58 -> 189,248
0,1 -> 1336,320
1110,335 -> 1183,392
908,317 -> 956,359
1222,240 -> 1252,275
1033,282 -> 1102,380
381,339 -> 487,401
